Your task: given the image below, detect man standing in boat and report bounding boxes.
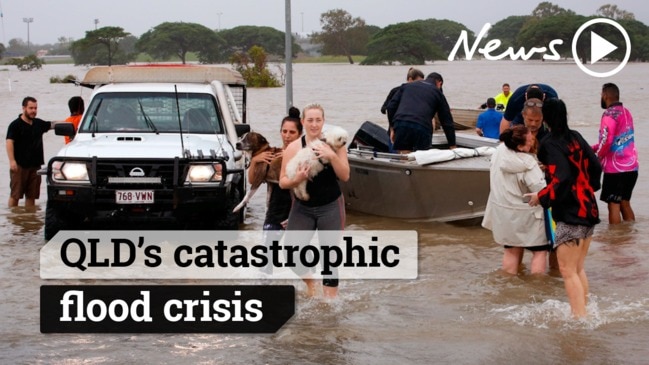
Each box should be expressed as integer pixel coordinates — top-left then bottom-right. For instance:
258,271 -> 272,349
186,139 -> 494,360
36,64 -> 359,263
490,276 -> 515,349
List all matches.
494,83 -> 512,111
386,72 -> 456,153
380,67 -> 425,148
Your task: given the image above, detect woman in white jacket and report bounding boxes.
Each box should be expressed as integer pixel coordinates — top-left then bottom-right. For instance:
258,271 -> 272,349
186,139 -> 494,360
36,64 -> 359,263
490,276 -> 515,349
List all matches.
482,125 -> 549,274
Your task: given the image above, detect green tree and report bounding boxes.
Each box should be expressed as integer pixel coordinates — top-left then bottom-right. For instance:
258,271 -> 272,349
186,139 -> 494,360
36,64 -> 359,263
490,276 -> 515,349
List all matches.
136,22 -> 225,64
0,42 -> 5,60
71,26 -> 134,66
415,19 -> 475,55
362,22 -> 443,65
531,1 -> 575,18
488,15 -> 533,49
596,4 -> 635,20
230,45 -> 281,87
517,14 -> 586,59
312,9 -> 368,64
8,54 -> 44,71
47,36 -> 74,56
219,25 -> 301,61
5,38 -> 29,56
611,19 -> 649,61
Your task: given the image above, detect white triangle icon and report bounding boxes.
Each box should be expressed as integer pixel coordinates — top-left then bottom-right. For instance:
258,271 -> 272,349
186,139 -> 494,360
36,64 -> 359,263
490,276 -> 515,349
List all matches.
591,31 -> 618,64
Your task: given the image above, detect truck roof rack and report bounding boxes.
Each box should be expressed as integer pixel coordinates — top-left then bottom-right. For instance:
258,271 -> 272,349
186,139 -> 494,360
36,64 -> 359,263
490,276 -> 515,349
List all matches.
81,64 -> 246,86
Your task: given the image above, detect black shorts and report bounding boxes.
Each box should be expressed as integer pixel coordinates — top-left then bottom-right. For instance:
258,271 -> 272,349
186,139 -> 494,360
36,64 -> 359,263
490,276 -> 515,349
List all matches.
600,171 -> 638,203
504,244 -> 551,252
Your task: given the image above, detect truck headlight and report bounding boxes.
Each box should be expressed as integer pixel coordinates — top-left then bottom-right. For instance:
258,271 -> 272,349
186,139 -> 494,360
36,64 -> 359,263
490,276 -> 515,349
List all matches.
186,164 -> 223,183
52,161 -> 89,182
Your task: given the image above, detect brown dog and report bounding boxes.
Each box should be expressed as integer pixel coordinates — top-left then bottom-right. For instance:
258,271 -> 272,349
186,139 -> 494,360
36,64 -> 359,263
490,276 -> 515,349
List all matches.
233,132 -> 283,212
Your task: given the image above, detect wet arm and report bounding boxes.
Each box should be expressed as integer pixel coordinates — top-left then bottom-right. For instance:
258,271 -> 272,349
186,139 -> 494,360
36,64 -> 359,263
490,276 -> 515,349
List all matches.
328,146 -> 350,182
593,116 -> 615,160
247,151 -> 274,181
279,142 -> 306,189
499,116 -> 511,134
6,139 -> 17,171
437,95 -> 456,147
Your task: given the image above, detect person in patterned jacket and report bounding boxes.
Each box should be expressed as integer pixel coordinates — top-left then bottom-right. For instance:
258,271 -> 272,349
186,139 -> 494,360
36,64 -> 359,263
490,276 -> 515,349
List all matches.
526,98 -> 601,318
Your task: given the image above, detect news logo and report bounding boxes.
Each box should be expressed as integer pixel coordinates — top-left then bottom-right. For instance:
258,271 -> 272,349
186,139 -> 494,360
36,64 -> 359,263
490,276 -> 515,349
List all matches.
571,18 -> 631,78
448,18 -> 632,78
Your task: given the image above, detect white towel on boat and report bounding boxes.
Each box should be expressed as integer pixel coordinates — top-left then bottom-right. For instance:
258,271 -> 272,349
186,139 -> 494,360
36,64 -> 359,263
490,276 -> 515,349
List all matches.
409,149 -> 456,164
409,147 -> 496,165
475,146 -> 496,156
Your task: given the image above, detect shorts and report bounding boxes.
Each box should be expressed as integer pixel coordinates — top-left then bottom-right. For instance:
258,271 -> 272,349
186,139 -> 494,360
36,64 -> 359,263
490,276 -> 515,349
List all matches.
392,122 -> 432,151
504,244 -> 551,252
10,166 -> 41,200
600,171 -> 638,203
554,222 -> 594,248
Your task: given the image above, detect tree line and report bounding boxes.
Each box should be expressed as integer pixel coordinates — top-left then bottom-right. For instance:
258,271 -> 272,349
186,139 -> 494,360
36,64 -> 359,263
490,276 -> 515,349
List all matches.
1,2 -> 647,66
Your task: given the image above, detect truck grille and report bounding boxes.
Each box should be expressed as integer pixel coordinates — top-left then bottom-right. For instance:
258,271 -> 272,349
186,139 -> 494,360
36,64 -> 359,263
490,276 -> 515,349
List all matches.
107,177 -> 162,184
95,161 -> 179,188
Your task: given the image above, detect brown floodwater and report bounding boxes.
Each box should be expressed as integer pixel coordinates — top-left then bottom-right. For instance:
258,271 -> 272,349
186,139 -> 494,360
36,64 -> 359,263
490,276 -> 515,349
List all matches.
1,61 -> 648,364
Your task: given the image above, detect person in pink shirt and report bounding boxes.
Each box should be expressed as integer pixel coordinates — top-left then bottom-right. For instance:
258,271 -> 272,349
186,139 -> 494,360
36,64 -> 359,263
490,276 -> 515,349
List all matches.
592,83 -> 639,224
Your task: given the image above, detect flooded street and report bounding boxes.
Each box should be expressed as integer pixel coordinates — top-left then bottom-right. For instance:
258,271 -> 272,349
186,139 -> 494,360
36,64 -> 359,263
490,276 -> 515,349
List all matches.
1,61 -> 649,364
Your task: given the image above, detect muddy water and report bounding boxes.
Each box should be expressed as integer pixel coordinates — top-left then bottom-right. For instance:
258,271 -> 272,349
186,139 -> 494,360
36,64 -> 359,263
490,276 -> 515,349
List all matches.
1,61 -> 648,364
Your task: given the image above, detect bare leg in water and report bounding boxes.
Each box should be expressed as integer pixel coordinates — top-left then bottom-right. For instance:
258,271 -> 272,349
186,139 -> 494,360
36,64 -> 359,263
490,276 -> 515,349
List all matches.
557,238 -> 591,317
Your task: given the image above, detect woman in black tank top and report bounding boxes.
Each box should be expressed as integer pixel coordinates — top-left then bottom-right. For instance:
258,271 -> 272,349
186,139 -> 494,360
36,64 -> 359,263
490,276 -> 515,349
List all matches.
279,103 -> 350,298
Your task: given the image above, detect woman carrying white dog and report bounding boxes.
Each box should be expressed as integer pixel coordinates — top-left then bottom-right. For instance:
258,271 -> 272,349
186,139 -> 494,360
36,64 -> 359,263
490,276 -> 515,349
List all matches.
280,103 -> 350,299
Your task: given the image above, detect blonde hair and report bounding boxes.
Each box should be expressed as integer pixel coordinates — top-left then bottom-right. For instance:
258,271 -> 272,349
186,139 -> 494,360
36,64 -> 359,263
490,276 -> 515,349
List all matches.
302,103 -> 325,119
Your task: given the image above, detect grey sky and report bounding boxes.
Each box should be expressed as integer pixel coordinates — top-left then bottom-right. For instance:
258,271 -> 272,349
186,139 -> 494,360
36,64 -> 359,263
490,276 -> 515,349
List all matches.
1,0 -> 647,45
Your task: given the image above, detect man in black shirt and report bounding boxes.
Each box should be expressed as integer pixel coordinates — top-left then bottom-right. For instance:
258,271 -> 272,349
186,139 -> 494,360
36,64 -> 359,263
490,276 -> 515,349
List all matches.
387,72 -> 456,153
6,96 -> 57,207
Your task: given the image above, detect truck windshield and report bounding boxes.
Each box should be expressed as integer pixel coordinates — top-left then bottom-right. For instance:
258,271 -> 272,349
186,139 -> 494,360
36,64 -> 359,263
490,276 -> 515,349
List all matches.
79,92 -> 223,134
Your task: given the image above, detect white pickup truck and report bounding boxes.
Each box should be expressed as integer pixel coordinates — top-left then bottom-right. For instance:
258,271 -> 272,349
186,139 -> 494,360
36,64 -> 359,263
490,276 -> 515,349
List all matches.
45,65 -> 250,239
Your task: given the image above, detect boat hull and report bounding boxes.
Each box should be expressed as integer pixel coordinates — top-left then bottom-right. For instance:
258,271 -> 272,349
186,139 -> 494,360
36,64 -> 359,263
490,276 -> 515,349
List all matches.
340,152 -> 491,221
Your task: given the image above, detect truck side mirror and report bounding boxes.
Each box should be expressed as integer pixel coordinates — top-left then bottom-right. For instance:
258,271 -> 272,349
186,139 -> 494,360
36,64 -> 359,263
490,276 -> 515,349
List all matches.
235,123 -> 250,137
55,123 -> 76,137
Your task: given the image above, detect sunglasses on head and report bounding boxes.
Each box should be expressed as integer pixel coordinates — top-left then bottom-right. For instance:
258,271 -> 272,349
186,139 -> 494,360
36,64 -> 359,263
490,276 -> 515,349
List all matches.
525,101 -> 543,107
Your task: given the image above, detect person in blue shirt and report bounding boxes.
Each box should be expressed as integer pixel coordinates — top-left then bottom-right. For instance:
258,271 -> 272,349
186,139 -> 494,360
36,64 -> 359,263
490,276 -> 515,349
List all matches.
475,97 -> 502,139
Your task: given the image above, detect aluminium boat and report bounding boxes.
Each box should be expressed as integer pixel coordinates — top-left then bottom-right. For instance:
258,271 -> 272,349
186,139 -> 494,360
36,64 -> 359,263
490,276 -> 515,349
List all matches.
340,121 -> 498,221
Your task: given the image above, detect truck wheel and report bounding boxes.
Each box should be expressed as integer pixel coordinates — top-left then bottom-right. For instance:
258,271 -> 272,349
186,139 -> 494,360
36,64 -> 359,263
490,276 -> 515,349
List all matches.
214,188 -> 240,230
44,201 -> 66,240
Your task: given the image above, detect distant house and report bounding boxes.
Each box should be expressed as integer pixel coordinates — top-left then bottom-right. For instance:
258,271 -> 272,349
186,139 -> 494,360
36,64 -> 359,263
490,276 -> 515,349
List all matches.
296,35 -> 321,57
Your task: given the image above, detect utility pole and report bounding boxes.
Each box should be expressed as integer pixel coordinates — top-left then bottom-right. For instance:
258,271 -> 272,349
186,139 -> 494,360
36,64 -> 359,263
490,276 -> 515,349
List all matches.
23,17 -> 33,51
217,12 -> 223,31
285,0 -> 293,111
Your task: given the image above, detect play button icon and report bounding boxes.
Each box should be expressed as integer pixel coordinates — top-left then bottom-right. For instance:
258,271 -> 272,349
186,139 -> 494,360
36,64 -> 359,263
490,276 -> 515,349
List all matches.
572,18 -> 631,77
591,31 -> 618,64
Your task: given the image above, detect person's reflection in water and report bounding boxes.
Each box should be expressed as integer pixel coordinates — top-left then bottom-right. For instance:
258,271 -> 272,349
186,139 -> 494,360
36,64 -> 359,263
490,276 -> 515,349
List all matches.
5,205 -> 44,235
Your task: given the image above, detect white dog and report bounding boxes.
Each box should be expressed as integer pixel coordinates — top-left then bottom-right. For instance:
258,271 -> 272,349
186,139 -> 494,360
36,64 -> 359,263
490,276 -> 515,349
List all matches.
286,126 -> 348,201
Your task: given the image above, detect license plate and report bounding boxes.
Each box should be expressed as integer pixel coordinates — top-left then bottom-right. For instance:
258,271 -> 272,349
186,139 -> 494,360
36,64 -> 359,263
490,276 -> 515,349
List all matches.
116,190 -> 154,204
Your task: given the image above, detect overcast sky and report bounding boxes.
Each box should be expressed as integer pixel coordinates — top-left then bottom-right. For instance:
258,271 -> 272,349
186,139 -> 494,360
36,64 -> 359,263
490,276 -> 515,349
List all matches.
1,0 -> 648,45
